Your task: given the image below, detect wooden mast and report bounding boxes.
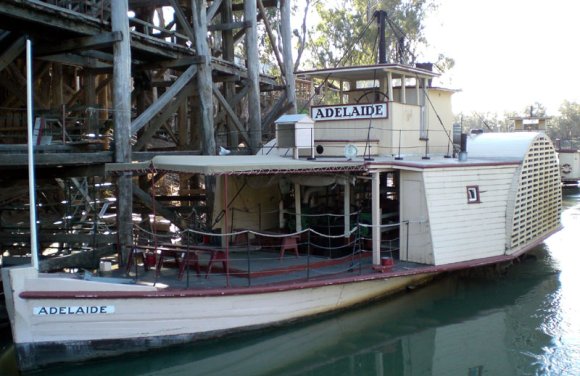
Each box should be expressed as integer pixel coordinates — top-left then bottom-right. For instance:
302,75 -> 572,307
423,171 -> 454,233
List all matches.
280,0 -> 297,114
245,0 -> 262,152
112,0 -> 133,264
191,0 -> 216,156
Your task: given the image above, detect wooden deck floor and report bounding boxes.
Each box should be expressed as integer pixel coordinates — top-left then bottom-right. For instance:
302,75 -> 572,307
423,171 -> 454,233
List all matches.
96,250 -> 427,290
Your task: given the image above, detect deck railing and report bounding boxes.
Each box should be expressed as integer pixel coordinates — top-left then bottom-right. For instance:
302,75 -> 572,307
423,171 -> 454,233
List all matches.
130,220 -> 402,289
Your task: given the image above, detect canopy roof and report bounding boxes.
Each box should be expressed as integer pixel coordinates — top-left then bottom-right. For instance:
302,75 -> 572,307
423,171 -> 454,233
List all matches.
467,132 -> 548,160
107,155 -> 365,176
297,63 -> 438,81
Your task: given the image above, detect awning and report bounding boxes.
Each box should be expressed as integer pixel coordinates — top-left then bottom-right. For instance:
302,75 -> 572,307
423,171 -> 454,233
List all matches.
106,155 -> 365,176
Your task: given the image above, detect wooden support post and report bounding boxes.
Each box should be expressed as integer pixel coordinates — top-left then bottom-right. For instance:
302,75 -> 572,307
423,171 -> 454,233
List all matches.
191,0 -> 216,156
401,75 -> 406,104
134,82 -> 194,151
223,0 -> 238,146
112,0 -> 133,264
387,71 -> 393,101
84,64 -> 98,134
280,0 -> 296,114
0,36 -> 25,73
371,171 -> 381,265
131,64 -> 197,136
294,183 -> 302,231
50,63 -> 64,110
244,0 -> 262,152
344,179 -> 350,237
190,88 -> 201,148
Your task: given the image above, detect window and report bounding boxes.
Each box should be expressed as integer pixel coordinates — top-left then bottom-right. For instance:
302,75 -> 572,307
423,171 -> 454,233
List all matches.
466,186 -> 480,204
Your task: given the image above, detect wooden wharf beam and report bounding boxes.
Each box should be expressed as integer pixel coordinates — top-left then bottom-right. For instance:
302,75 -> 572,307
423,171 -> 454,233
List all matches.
0,35 -> 26,73
168,0 -> 195,42
244,0 -> 262,152
0,232 -> 116,245
35,32 -> 123,56
112,0 -> 133,264
191,0 -> 216,156
131,64 -> 198,136
212,84 -> 250,145
134,82 -> 194,151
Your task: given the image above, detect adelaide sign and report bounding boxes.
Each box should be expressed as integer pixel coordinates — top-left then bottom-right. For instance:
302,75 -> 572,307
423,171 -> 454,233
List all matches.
311,103 -> 388,121
34,305 -> 115,315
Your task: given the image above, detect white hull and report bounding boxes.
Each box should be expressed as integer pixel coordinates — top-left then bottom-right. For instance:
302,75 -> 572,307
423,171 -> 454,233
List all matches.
2,265 -> 436,370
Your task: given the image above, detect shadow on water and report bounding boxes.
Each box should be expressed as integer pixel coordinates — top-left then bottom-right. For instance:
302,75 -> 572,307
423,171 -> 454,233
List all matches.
2,189 -> 579,376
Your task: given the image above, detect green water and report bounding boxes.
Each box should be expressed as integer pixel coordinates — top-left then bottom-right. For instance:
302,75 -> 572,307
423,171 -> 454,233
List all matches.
2,190 -> 580,376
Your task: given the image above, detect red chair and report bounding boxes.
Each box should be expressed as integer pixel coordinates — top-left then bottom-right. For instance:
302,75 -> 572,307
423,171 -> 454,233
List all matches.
178,251 -> 201,280
280,236 -> 300,259
206,250 -> 228,278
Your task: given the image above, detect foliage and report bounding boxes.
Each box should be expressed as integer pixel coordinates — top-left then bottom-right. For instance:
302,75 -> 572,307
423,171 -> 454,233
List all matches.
551,101 -> 580,140
456,101 -> 580,140
306,0 -> 438,68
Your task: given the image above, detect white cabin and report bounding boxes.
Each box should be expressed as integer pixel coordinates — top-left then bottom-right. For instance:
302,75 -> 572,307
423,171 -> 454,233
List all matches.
297,64 -> 455,158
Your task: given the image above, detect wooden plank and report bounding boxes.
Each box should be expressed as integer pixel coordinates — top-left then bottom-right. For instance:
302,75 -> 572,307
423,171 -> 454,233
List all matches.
208,21 -> 249,31
39,245 -> 117,272
244,0 -> 262,152
112,0 -> 134,265
0,152 -> 113,167
129,0 -> 171,6
134,83 -> 193,150
168,0 -> 195,41
0,1 -> 103,35
131,64 -> 198,135
222,83 -> 250,115
212,84 -> 250,144
222,0 -> 236,145
261,91 -> 290,131
37,53 -> 112,69
132,183 -> 189,230
232,0 -> 277,11
138,55 -> 205,70
0,35 -> 25,73
206,0 -> 223,21
36,32 -> 123,56
0,232 -> 116,244
280,0 -> 296,113
191,0 -> 216,156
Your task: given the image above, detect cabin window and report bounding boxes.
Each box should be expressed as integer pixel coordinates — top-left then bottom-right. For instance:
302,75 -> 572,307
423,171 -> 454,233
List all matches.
355,80 -> 379,89
466,186 -> 480,204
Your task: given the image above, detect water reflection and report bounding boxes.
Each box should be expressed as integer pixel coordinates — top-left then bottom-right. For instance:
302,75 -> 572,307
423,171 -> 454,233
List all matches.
533,190 -> 580,375
2,190 -> 579,376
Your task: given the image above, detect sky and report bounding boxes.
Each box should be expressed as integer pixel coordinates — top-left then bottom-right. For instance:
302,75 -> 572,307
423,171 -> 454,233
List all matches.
421,0 -> 580,116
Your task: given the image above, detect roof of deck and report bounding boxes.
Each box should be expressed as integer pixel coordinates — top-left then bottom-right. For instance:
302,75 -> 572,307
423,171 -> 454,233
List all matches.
297,63 -> 439,81
107,155 -> 365,175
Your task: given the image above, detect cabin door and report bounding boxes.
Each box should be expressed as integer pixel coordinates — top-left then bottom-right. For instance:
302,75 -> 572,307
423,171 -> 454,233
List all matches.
400,178 -> 433,264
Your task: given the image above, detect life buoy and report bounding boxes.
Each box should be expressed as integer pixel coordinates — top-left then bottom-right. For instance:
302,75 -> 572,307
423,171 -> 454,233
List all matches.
562,163 -> 572,174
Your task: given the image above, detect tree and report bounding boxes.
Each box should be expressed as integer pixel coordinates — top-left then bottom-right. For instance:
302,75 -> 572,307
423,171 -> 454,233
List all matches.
552,101 -> 580,140
306,0 -> 441,68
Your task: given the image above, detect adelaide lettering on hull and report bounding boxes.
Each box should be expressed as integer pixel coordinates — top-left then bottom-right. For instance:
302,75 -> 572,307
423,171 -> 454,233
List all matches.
311,103 -> 388,121
33,305 -> 115,315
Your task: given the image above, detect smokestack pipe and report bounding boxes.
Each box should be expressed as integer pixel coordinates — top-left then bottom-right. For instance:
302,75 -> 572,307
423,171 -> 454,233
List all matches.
458,133 -> 468,162
375,10 -> 387,64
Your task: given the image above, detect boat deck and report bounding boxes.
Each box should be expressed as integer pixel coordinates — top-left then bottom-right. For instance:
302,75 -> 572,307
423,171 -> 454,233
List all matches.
96,247 -> 428,290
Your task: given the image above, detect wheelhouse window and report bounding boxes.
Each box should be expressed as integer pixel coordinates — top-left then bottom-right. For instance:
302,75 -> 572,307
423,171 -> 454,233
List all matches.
466,186 -> 480,204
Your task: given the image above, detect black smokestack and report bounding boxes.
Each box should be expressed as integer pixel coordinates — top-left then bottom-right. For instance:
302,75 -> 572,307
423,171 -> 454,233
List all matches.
375,10 -> 387,64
